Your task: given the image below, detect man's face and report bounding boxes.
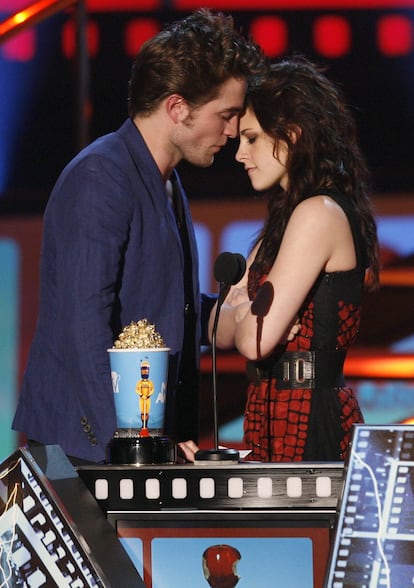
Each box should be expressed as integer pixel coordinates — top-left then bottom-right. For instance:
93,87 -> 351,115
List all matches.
172,77 -> 247,168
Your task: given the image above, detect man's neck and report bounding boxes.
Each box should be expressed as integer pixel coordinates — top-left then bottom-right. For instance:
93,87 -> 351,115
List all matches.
133,115 -> 178,181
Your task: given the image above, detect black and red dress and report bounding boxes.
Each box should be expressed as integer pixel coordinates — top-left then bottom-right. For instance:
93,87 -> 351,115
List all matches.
244,192 -> 365,462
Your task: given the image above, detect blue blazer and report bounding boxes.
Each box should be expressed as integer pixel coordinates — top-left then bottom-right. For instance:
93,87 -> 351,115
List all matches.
13,119 -> 201,462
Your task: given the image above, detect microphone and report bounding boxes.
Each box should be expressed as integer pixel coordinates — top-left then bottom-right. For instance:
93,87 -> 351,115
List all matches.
214,252 -> 246,307
195,252 -> 246,465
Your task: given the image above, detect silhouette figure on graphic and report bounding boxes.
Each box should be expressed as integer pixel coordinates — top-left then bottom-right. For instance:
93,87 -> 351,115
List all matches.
135,359 -> 154,436
202,544 -> 241,588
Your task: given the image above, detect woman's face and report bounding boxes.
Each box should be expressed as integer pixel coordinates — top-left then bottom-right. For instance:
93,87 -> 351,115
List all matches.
235,107 -> 289,192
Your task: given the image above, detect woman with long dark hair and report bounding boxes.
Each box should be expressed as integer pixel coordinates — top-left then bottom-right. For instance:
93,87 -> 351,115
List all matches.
211,57 -> 380,462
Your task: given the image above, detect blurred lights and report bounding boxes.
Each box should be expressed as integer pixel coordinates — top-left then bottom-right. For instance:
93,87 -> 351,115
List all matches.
313,15 -> 351,57
0,0 -> 77,44
175,0 -> 414,6
124,18 -> 160,58
345,355 -> 414,379
87,0 -> 159,9
61,19 -> 99,59
250,16 -> 288,58
13,11 -> 29,25
1,13 -> 413,62
377,14 -> 413,56
2,29 -> 35,61
202,353 -> 414,380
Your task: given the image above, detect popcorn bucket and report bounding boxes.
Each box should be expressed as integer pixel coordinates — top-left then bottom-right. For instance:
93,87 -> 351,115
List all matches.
108,347 -> 170,435
107,347 -> 175,464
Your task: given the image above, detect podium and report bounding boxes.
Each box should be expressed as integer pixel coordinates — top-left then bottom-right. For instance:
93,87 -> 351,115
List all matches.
0,445 -> 344,587
77,461 -> 344,588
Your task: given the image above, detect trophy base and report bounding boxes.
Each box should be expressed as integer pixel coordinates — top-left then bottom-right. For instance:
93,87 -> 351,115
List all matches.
107,435 -> 176,465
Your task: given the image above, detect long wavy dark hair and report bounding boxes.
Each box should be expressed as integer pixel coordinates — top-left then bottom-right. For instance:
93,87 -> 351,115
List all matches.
248,56 -> 380,289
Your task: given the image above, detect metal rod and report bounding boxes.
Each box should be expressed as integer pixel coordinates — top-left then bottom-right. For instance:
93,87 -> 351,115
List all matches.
75,0 -> 90,149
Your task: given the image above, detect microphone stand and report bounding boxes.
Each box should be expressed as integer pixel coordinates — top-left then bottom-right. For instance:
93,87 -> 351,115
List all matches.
211,282 -> 227,451
195,281 -> 239,464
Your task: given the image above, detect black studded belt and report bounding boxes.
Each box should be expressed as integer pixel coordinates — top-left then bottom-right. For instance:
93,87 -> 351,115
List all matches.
246,350 -> 346,389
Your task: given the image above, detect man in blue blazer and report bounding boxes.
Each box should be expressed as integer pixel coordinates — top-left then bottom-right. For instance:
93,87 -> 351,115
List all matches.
12,10 -> 266,463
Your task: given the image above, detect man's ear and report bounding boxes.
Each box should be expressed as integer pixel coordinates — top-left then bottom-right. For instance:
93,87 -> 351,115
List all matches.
165,94 -> 190,123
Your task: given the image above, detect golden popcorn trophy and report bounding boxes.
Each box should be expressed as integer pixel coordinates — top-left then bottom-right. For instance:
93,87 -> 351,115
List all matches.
107,319 -> 176,464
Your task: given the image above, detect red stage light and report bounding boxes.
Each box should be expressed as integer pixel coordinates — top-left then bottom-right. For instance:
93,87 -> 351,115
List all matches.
87,0 -> 159,9
61,19 -> 99,59
1,29 -> 35,61
250,16 -> 288,57
124,18 -> 160,58
313,15 -> 351,58
377,14 -> 413,56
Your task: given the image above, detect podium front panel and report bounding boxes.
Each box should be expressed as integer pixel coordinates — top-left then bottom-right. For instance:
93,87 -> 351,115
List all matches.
78,462 -> 344,588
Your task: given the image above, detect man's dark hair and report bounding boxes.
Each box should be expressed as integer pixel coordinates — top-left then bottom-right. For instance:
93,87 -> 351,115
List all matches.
128,9 -> 266,117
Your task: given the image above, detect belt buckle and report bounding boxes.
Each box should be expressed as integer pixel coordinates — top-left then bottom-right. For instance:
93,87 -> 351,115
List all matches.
283,355 -> 314,385
296,357 -> 314,383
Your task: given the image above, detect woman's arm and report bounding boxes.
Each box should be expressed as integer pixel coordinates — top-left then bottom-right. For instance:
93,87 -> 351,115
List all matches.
230,196 -> 357,360
207,243 -> 260,349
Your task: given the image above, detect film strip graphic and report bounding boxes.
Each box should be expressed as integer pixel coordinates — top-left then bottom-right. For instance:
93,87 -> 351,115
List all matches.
77,462 -> 344,513
325,425 -> 414,588
0,453 -> 104,587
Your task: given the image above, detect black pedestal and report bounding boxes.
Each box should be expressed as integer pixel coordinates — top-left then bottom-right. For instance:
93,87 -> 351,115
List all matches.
194,447 -> 239,465
107,436 -> 176,465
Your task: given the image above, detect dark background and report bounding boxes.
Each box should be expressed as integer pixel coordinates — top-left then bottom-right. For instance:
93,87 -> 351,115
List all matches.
1,7 -> 414,215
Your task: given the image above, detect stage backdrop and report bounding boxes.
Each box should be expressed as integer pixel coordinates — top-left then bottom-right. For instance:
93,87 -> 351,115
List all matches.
1,195 -> 414,459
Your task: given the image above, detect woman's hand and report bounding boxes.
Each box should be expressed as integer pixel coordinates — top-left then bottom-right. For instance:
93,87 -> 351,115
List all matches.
225,285 -> 249,307
285,318 -> 301,341
176,440 -> 199,463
